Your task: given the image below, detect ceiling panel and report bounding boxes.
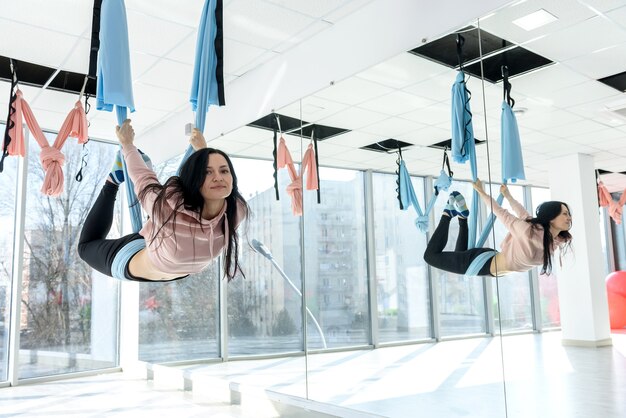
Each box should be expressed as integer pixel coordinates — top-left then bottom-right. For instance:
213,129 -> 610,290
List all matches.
357,91 -> 438,116
511,64 -> 589,98
0,21 -> 85,72
299,97 -> 350,123
318,106 -> 389,130
477,0 -> 595,44
224,0 -> 317,50
563,42 -> 626,79
323,130 -> 380,148
314,77 -> 394,105
402,74 -> 454,102
137,59 -> 193,94
356,52 -> 449,89
272,20 -> 333,53
550,80 -> 621,109
126,0 -> 202,27
265,0 -> 355,18
360,116 -> 427,137
524,15 -> 626,62
0,0 -> 92,36
127,10 -> 195,57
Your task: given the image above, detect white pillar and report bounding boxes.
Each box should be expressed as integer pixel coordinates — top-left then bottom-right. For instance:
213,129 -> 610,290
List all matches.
549,153 -> 611,347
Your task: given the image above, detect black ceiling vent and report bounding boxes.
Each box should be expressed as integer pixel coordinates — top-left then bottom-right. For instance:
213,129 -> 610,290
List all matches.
361,139 -> 414,153
427,138 -> 484,150
410,26 -> 511,68
0,56 -> 97,96
597,169 -> 626,175
248,113 -> 350,141
598,71 -> 626,92
464,47 -> 553,83
410,27 -> 553,83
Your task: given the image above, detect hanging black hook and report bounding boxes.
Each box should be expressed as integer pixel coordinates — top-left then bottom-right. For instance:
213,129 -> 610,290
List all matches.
501,65 -> 515,108
456,33 -> 465,71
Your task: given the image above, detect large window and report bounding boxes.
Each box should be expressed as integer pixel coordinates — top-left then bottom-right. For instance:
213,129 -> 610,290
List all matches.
18,136 -> 119,379
302,167 -> 369,349
372,172 -> 431,343
0,129 -> 17,382
228,158 -> 304,356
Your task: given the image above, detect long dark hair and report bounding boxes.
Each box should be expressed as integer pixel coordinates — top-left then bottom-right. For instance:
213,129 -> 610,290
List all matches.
139,148 -> 249,281
526,201 -> 572,275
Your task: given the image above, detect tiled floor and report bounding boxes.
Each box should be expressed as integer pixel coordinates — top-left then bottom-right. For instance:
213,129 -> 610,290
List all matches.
0,373 -> 250,418
1,331 -> 625,418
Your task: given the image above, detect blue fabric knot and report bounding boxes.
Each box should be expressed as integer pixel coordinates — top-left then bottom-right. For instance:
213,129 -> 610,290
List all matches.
433,170 -> 452,195
415,215 -> 430,233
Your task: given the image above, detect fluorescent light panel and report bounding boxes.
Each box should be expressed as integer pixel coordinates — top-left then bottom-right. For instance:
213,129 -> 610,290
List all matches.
513,9 -> 558,31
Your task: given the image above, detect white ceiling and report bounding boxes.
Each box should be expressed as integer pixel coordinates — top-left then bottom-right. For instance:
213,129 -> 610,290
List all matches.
1,0 -> 626,188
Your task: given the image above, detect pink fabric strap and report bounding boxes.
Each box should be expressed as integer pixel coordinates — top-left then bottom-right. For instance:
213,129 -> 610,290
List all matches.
598,181 -> 625,224
9,90 -> 89,196
277,138 -> 320,216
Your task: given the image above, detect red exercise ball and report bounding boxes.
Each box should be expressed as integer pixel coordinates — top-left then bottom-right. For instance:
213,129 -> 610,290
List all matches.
607,292 -> 626,329
606,270 -> 626,298
606,271 -> 626,329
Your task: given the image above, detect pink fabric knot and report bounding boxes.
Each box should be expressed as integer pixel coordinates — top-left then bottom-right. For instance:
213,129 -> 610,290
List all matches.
40,146 -> 65,196
286,178 -> 303,216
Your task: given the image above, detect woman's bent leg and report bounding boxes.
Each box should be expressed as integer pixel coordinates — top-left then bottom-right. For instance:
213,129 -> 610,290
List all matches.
424,216 -> 495,276
79,182 -> 119,245
455,217 -> 468,252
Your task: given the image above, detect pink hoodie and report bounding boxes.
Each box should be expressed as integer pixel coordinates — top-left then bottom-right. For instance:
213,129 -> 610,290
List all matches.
480,193 -> 564,273
123,145 -> 245,275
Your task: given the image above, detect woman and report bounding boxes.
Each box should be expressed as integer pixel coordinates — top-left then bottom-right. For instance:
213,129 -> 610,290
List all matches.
424,179 -> 572,277
78,120 -> 249,282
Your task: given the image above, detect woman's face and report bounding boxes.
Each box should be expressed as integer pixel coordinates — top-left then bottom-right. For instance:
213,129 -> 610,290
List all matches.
550,204 -> 572,233
201,153 -> 233,203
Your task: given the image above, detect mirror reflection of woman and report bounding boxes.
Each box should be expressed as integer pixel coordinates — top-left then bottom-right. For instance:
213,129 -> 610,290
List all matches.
424,179 -> 572,277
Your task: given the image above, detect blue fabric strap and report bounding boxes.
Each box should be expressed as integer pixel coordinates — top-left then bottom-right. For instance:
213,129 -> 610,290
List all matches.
111,238 -> 146,280
115,106 -> 142,233
465,250 -> 497,277
501,101 -> 525,184
476,192 -> 506,248
399,161 -> 452,234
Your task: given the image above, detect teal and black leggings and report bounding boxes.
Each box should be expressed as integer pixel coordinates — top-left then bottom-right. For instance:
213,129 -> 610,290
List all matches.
77,182 -> 150,281
423,216 -> 495,276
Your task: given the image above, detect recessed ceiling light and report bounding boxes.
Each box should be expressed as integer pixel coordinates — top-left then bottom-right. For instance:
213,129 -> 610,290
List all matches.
512,9 -> 558,31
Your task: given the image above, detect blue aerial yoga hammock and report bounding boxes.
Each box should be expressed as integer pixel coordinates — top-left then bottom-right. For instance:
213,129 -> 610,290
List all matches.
180,0 -> 225,168
96,0 -> 224,232
397,146 -> 453,233
96,0 -> 141,232
450,36 -> 525,276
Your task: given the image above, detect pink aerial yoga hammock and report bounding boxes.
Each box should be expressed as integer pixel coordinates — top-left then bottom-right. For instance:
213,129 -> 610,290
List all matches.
4,89 -> 88,196
277,136 -> 319,216
598,181 -> 626,224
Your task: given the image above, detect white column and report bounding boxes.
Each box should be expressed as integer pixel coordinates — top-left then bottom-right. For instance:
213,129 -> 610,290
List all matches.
549,153 -> 611,347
